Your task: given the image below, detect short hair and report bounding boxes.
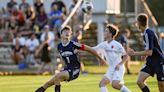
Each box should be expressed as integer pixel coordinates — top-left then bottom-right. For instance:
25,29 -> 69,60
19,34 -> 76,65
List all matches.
106,24 -> 119,38
60,25 -> 72,34
137,13 -> 148,27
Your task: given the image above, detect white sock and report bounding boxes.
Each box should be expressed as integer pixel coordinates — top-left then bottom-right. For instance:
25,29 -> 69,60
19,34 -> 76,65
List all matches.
120,85 -> 131,92
100,87 -> 108,92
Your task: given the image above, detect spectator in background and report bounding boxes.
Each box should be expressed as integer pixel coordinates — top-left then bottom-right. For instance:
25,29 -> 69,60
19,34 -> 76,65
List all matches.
35,6 -> 48,31
119,29 -> 131,74
11,6 -> 25,31
12,32 -> 26,47
11,37 -> 24,64
25,32 -> 39,65
24,5 -> 36,30
6,0 -> 17,13
51,0 -> 67,15
37,25 -> 55,74
49,3 -> 65,38
34,0 -> 44,15
19,0 -> 30,13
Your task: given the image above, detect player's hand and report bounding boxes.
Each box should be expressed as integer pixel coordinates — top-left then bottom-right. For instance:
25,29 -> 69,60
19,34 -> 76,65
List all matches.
99,59 -> 107,66
141,56 -> 147,61
127,48 -> 135,55
115,64 -> 121,70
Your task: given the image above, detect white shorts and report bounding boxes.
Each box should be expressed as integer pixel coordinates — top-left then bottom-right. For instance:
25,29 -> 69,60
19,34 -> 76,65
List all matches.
104,66 -> 125,84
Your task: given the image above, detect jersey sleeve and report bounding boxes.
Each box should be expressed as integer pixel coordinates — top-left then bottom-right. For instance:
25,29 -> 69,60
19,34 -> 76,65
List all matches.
72,41 -> 84,50
145,32 -> 154,50
116,43 -> 126,55
92,42 -> 105,50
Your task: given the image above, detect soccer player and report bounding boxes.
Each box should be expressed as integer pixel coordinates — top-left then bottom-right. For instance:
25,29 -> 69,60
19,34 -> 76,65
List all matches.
119,29 -> 132,74
93,24 -> 131,92
35,25 -> 106,92
128,13 -> 164,92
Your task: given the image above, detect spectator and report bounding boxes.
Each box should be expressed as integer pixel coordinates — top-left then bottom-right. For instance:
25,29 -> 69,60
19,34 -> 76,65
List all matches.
49,3 -> 65,35
6,0 -> 17,13
19,0 -> 30,13
12,32 -> 26,47
25,32 -> 39,65
51,0 -> 67,15
40,25 -> 55,48
24,5 -> 36,30
34,0 -> 44,15
35,6 -> 48,31
11,37 -> 24,64
36,25 -> 55,74
119,28 -> 132,74
11,6 -> 25,30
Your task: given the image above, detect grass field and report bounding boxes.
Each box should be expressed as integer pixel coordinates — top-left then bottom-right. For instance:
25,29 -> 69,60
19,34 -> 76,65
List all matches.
0,63 -> 159,92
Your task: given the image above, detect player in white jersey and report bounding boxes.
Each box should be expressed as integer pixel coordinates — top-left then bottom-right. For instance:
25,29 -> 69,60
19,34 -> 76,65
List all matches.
93,24 -> 131,92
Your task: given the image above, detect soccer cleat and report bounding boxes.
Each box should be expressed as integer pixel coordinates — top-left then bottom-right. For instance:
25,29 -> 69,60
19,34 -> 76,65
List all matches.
35,87 -> 45,92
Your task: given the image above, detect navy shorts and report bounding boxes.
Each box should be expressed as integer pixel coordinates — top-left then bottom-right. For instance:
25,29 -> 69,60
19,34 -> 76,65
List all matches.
141,58 -> 164,81
61,67 -> 80,81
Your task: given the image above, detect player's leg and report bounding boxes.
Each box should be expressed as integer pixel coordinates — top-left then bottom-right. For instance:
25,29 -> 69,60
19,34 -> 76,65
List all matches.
111,80 -> 131,92
99,76 -> 110,92
35,71 -> 69,92
156,61 -> 164,92
136,71 -> 150,92
125,56 -> 131,74
112,68 -> 131,92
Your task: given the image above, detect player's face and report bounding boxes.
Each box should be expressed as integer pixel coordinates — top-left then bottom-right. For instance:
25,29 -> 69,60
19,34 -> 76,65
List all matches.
104,28 -> 112,39
136,21 -> 142,31
61,29 -> 72,39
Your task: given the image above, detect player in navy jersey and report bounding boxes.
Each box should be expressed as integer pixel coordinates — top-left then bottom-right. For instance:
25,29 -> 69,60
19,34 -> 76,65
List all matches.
128,13 -> 164,92
35,25 -> 106,92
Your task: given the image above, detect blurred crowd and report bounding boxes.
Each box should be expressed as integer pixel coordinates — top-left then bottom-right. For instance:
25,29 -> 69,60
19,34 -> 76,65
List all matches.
0,0 -> 83,73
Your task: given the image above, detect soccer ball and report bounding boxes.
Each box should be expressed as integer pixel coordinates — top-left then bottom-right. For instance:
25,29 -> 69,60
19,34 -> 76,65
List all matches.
81,0 -> 93,14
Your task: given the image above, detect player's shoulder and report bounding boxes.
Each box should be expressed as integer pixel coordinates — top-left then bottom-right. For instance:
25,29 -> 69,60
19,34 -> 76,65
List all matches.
112,40 -> 123,47
72,41 -> 81,47
145,28 -> 154,35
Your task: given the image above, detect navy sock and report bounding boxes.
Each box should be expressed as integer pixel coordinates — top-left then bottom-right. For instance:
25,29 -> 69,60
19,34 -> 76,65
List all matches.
55,85 -> 61,92
35,86 -> 45,92
141,86 -> 150,92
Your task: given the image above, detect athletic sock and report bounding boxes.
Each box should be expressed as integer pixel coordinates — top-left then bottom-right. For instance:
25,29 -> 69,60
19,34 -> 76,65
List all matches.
141,86 -> 150,92
100,87 -> 108,92
35,86 -> 45,92
120,85 -> 131,92
55,85 -> 61,92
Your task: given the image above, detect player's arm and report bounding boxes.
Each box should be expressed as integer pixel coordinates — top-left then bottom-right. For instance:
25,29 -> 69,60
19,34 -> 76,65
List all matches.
128,32 -> 153,56
80,44 -> 106,63
115,54 -> 128,70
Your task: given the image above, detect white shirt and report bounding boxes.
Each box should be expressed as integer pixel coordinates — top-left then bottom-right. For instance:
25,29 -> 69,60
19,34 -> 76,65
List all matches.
13,37 -> 26,46
93,40 -> 126,68
25,38 -> 39,52
40,31 -> 55,48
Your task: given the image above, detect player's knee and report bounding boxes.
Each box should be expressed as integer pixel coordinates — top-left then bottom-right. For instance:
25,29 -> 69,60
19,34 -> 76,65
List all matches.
99,80 -> 106,87
111,82 -> 120,90
136,79 -> 143,86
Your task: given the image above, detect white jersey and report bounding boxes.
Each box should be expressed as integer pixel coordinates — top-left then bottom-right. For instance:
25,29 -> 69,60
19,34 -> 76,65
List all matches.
93,40 -> 126,68
93,40 -> 126,83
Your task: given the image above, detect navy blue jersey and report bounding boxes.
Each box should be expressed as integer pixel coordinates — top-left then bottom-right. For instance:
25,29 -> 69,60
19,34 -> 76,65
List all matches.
119,35 -> 128,45
143,28 -> 164,60
57,41 -> 83,68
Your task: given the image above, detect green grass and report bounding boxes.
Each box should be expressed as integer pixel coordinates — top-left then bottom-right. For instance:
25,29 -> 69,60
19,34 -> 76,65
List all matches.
0,63 -> 159,92
0,74 -> 158,92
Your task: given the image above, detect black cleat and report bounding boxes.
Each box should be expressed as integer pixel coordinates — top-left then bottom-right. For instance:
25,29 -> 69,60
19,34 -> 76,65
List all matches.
35,87 -> 45,92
